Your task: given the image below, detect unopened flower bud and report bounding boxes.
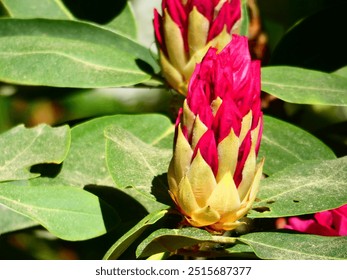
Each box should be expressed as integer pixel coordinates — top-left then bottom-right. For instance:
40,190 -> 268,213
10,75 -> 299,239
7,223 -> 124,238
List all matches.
168,35 -> 264,232
154,0 -> 241,95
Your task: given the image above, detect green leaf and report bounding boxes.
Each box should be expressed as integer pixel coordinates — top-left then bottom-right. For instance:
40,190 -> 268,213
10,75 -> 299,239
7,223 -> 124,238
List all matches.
262,66 -> 347,106
0,124 -> 70,182
259,115 -> 336,175
239,232 -> 347,260
0,183 -> 120,241
104,209 -> 168,260
249,157 -> 347,218
106,2 -> 137,39
334,66 -> 347,79
53,116 -> 116,188
0,204 -> 37,235
105,121 -> 173,190
136,227 -> 211,258
1,0 -> 74,19
136,227 -> 236,258
54,114 -> 172,213
0,18 -> 158,88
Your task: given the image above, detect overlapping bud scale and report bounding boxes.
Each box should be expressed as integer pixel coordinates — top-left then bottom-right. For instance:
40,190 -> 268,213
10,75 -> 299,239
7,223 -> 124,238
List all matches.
154,0 -> 241,94
168,35 -> 264,232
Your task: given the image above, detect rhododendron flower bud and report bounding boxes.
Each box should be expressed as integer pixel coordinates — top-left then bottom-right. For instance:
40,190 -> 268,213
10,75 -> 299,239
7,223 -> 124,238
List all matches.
168,35 -> 264,232
284,204 -> 347,236
154,0 -> 241,95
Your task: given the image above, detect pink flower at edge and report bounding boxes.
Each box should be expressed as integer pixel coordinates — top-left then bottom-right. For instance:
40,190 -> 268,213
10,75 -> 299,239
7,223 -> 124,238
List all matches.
284,204 -> 347,236
168,35 -> 264,232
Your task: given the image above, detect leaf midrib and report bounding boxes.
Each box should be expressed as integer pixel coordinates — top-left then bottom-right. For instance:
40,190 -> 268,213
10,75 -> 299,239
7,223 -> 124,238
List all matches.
0,51 -> 146,74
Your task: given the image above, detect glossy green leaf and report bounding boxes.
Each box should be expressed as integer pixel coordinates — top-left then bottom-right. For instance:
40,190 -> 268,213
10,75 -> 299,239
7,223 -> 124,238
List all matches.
259,115 -> 336,175
0,18 -> 158,88
136,227 -> 236,258
249,157 -> 347,218
106,2 -> 137,39
0,0 -> 73,19
0,124 -> 70,182
262,66 -> 347,106
104,209 -> 168,260
239,232 -> 347,260
0,183 -> 120,241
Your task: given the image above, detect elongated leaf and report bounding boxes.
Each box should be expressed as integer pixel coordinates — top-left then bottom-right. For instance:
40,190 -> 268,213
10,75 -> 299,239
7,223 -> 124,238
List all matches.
1,0 -> 73,19
0,183 -> 120,241
104,210 -> 168,260
0,19 -> 158,88
262,66 -> 347,106
136,227 -> 237,258
249,157 -> 347,218
106,2 -> 137,39
0,204 -> 37,235
0,124 -> 70,182
239,232 -> 347,260
259,116 -> 336,175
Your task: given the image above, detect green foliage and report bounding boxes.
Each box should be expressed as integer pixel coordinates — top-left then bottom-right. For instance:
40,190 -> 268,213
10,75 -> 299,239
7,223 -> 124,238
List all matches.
0,0 -> 73,19
0,124 -> 70,181
262,66 -> 347,106
104,209 -> 168,260
259,116 -> 336,175
0,18 -> 157,88
136,227 -> 217,258
0,182 -> 120,241
239,232 -> 347,260
0,0 -> 346,260
250,157 -> 347,218
105,2 -> 137,39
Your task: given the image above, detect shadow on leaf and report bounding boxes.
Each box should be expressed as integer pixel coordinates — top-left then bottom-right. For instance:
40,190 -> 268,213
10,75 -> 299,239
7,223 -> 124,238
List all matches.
151,173 -> 175,208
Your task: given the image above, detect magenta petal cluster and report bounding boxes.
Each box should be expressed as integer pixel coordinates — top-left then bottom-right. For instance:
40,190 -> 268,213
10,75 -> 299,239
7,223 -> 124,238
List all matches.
285,204 -> 347,236
168,35 -> 264,232
154,0 -> 241,95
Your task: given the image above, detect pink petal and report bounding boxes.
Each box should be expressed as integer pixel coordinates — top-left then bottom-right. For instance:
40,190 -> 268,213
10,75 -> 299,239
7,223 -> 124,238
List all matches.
332,205 -> 347,236
285,217 -> 316,232
315,210 -> 333,228
153,9 -> 164,48
187,0 -> 214,22
207,0 -> 241,41
212,98 -> 242,142
192,130 -> 218,176
163,0 -> 188,51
